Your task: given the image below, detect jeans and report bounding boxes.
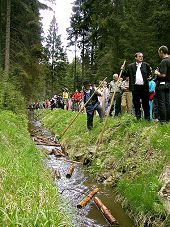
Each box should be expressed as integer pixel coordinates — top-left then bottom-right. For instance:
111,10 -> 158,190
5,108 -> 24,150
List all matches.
87,105 -> 104,130
156,84 -> 170,122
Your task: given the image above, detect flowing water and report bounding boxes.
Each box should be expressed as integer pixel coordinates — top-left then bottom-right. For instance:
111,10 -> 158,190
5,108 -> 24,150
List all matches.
28,112 -> 134,227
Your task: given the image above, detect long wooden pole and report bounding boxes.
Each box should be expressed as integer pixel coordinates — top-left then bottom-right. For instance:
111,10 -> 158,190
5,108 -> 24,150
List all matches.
95,60 -> 126,153
59,77 -> 107,139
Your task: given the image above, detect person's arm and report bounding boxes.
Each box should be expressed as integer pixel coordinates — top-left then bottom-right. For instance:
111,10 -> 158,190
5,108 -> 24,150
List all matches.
154,70 -> 166,78
155,61 -> 166,78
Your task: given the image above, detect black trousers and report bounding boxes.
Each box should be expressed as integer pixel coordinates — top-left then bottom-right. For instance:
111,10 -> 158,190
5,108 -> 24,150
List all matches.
87,105 -> 104,130
109,92 -> 122,116
132,85 -> 150,120
156,84 -> 170,122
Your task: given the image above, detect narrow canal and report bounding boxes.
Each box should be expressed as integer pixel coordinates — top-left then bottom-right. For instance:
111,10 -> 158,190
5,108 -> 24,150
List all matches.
29,112 -> 134,227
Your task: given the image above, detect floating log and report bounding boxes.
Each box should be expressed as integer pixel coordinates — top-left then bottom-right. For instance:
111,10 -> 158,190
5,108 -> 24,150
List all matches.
53,169 -> 61,179
93,197 -> 119,226
77,188 -> 100,209
33,136 -> 61,146
36,142 -> 61,147
48,149 -> 65,157
66,166 -> 74,178
54,149 -> 65,157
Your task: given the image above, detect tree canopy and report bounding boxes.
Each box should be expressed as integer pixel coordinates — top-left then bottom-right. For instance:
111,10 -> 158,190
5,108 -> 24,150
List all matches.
0,0 -> 169,102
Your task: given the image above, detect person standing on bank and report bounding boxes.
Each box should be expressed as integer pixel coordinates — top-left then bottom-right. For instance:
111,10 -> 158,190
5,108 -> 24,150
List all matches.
109,74 -> 122,116
154,46 -> 170,124
125,52 -> 151,120
83,81 -> 104,130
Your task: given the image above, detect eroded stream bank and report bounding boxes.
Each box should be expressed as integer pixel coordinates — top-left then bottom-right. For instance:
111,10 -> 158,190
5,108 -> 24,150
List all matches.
28,113 -> 134,227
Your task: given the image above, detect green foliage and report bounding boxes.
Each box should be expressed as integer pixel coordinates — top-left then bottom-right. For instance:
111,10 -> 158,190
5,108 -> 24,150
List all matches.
1,0 -> 47,101
38,109 -> 170,225
68,0 -> 170,82
0,110 -> 71,226
0,70 -> 26,115
44,15 -> 69,96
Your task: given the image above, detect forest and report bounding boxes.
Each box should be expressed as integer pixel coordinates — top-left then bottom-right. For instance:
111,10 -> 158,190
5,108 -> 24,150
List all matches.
0,0 -> 170,106
0,1 -> 170,226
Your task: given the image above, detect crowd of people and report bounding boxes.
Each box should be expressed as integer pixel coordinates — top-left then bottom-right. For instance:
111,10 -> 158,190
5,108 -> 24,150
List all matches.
31,45 -> 170,130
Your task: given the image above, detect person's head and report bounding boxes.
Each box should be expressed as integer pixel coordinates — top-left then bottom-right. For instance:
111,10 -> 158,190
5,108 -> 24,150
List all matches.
103,81 -> 107,87
158,46 -> 169,59
83,80 -> 91,90
113,74 -> 118,82
135,52 -> 143,63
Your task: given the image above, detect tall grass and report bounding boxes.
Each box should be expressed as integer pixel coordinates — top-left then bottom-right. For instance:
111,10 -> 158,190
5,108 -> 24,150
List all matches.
38,108 -> 170,225
0,111 -> 71,226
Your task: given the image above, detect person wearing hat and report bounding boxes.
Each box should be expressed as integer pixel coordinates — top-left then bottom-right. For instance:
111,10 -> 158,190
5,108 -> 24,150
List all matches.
83,80 -> 104,130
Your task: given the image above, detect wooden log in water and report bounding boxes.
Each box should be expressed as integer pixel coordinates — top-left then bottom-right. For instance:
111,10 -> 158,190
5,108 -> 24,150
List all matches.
36,142 -> 61,147
53,169 -> 61,179
93,197 -> 119,226
66,165 -> 74,178
77,188 -> 100,209
33,136 -> 61,146
48,149 -> 65,157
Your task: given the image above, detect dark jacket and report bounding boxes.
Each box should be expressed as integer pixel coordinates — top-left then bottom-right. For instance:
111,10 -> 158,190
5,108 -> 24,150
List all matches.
83,88 -> 100,106
126,62 -> 151,91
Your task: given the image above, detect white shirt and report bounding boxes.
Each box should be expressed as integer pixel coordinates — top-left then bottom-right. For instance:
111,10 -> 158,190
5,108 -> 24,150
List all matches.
135,62 -> 144,85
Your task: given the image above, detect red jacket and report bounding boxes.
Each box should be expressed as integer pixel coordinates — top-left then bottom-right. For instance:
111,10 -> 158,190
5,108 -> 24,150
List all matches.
72,92 -> 82,102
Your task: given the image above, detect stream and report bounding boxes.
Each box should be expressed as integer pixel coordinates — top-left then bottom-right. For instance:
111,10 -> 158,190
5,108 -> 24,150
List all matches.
28,111 -> 134,227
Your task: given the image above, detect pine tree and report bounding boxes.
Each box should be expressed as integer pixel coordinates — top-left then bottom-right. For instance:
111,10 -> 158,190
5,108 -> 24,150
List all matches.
45,15 -> 68,96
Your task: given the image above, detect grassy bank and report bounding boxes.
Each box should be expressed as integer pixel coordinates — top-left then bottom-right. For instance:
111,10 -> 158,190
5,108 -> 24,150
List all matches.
0,110 -> 71,226
38,108 -> 170,226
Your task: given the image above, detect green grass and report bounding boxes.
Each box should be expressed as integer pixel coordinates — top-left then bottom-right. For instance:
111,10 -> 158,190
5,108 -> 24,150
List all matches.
38,108 -> 170,225
0,110 -> 71,226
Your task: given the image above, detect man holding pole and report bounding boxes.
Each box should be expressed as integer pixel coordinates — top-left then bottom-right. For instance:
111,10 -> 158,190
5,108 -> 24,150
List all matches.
83,81 -> 104,130
109,74 -> 122,116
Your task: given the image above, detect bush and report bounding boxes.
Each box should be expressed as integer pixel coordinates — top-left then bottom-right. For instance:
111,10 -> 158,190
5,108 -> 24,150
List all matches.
0,70 -> 26,115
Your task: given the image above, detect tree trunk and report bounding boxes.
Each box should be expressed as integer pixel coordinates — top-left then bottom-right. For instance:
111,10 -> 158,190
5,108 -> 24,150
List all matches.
74,36 -> 77,91
0,0 -> 2,68
4,0 -> 11,73
81,32 -> 85,80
